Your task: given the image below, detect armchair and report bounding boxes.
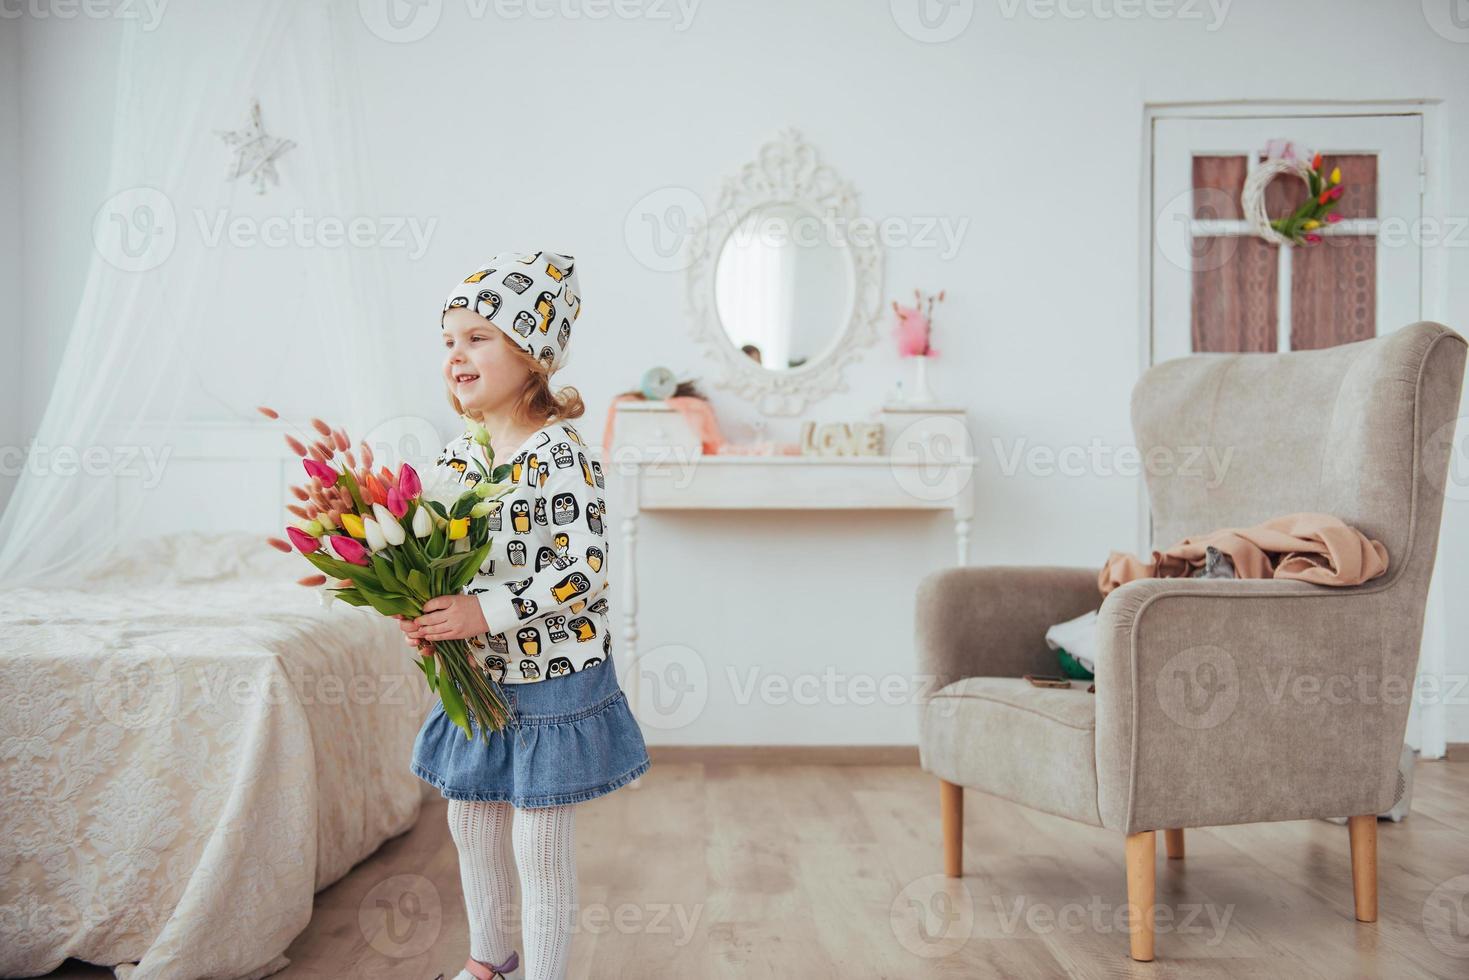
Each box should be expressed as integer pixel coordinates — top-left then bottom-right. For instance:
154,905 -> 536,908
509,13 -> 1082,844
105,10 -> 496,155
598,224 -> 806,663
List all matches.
914,321 -> 1466,961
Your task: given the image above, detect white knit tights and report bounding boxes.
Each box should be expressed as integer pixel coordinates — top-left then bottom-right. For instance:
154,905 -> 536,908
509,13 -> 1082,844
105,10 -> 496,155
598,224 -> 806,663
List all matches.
447,799 -> 577,980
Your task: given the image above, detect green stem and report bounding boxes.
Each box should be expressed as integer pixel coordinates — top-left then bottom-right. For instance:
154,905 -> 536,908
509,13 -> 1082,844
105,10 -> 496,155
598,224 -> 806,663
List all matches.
338,467 -> 369,514
435,638 -> 512,741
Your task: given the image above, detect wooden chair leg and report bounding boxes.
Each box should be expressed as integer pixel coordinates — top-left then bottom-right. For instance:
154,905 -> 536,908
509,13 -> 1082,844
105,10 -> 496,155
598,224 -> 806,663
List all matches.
940,779 -> 963,878
1348,814 -> 1378,923
1125,831 -> 1156,961
1164,828 -> 1185,859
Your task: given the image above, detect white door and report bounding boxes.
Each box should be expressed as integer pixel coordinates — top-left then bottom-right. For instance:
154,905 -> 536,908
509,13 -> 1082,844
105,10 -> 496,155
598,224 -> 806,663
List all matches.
1149,111 -> 1446,758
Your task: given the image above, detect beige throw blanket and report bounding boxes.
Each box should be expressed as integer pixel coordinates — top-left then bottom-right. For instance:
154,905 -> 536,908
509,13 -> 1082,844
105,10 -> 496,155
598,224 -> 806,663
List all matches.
1099,512 -> 1389,596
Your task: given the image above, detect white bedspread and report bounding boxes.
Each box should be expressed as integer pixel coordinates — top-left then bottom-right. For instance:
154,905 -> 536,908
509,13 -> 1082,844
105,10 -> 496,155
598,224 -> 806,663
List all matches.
0,532 -> 435,979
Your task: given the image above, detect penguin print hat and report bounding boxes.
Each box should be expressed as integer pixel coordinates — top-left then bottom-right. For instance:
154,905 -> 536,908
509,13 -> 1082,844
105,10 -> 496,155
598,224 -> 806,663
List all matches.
442,251 -> 582,374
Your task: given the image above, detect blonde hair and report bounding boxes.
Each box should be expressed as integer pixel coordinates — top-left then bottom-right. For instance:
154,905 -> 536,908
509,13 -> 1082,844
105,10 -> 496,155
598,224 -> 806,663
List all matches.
445,331 -> 585,428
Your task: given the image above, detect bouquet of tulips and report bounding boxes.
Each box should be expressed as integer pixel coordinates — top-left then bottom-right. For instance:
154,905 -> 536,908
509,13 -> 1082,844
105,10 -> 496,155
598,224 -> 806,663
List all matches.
260,406 -> 516,742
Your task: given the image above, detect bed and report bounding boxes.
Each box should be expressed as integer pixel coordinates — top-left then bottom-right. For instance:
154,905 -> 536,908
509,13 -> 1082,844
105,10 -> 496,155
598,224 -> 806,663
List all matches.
0,531 -> 435,979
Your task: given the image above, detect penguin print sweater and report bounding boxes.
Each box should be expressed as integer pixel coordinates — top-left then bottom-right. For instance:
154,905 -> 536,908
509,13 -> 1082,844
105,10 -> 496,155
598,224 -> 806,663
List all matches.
431,419 -> 612,685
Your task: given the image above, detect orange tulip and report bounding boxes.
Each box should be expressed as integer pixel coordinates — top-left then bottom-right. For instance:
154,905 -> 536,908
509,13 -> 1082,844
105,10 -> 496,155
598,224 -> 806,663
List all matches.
364,474 -> 390,507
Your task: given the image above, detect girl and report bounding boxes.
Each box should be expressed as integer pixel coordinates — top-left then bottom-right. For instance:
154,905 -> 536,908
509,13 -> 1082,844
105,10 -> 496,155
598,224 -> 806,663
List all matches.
402,251 -> 651,980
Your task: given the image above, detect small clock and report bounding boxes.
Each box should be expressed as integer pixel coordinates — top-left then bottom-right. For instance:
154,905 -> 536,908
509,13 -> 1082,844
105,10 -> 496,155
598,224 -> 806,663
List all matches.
639,366 -> 679,401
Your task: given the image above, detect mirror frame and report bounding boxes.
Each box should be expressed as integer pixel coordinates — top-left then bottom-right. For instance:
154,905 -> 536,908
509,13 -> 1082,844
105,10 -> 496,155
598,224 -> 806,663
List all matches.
686,129 -> 883,416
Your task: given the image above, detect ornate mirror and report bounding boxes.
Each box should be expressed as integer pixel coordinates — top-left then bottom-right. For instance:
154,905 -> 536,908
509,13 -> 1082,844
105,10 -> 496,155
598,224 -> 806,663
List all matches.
687,130 -> 883,416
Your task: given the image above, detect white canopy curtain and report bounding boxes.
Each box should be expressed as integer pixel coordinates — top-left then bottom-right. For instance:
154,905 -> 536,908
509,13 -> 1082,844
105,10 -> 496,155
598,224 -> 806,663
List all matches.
0,0 -> 409,589
0,3 -> 422,976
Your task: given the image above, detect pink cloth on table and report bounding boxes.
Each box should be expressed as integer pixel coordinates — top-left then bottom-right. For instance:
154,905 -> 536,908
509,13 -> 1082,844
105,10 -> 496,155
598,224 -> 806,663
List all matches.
602,393 -> 727,455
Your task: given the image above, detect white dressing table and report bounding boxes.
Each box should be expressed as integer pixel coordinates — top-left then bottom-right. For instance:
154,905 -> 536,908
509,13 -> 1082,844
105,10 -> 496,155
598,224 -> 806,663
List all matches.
610,450 -> 976,730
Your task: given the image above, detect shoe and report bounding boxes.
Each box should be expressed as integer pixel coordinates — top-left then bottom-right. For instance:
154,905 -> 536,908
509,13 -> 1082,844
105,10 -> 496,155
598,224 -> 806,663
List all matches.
462,950 -> 520,979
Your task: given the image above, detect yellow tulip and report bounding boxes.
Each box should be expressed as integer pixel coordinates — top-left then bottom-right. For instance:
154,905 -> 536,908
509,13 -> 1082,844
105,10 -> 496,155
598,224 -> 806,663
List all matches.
448,517 -> 469,540
1303,219 -> 1321,230
1330,166 -> 1341,185
340,511 -> 366,539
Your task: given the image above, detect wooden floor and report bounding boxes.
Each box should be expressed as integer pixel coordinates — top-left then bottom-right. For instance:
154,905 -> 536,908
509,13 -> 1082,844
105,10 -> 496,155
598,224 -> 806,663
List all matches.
43,759 -> 1469,979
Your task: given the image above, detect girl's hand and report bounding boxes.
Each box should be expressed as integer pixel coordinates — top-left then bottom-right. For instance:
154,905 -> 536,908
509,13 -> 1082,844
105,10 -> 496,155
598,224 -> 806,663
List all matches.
411,595 -> 489,642
393,613 -> 425,648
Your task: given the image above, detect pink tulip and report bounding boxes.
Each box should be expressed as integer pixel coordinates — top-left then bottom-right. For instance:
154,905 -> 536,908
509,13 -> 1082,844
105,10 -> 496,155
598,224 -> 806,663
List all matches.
1304,233 -> 1323,245
1326,212 -> 1343,224
386,486 -> 409,519
398,463 -> 422,499
302,458 -> 339,485
286,525 -> 321,554
327,534 -> 369,566
1329,185 -> 1344,202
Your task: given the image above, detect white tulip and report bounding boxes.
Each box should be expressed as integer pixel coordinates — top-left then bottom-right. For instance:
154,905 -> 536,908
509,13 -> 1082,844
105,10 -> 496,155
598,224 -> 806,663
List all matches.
412,505 -> 433,538
363,516 -> 388,552
372,503 -> 406,545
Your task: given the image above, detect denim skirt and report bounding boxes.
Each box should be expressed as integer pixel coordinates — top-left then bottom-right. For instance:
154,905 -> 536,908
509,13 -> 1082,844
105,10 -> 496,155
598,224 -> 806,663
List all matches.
410,653 -> 651,808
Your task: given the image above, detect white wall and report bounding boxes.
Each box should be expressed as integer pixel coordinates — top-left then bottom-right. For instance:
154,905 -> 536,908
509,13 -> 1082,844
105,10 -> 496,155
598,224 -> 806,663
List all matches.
0,19 -> 22,509
9,0 -> 1469,746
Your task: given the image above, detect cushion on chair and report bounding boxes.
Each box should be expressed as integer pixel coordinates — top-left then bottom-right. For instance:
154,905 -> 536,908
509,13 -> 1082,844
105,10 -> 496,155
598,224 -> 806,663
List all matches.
918,677 -> 1102,827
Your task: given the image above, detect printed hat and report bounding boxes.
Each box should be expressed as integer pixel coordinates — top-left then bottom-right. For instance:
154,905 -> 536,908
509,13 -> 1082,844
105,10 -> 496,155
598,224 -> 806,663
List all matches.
442,251 -> 581,374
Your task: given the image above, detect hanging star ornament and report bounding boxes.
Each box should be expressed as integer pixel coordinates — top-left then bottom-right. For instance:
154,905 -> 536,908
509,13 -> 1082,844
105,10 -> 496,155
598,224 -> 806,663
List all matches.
216,99 -> 295,194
